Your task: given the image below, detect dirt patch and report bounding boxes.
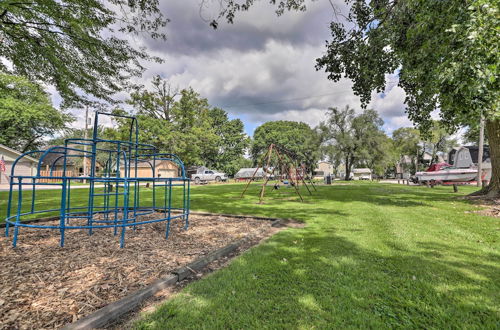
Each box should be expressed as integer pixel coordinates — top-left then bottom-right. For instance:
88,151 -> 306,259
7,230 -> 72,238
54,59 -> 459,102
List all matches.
0,213 -> 278,329
463,196 -> 500,217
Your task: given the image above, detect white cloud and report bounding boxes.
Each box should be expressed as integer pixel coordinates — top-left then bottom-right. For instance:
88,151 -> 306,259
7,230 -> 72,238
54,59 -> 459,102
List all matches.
54,0 -> 415,137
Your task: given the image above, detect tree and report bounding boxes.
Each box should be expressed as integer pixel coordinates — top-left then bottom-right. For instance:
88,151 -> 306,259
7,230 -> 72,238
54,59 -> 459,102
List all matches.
221,157 -> 253,177
169,88 -> 219,167
318,143 -> 343,178
125,77 -> 248,169
218,0 -> 500,196
421,122 -> 457,164
392,127 -> 421,174
0,73 -> 73,152
318,106 -> 356,180
319,106 -> 389,180
206,108 -> 249,175
463,123 -> 489,146
0,1 -> 167,106
251,121 -> 319,172
357,131 -> 397,177
128,75 -> 179,122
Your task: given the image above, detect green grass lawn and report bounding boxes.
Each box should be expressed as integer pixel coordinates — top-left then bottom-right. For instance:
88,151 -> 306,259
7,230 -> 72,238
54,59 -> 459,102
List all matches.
1,182 -> 499,328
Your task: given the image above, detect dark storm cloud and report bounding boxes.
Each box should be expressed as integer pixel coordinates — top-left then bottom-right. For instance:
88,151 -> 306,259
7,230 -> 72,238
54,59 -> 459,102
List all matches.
145,1 -> 335,55
126,0 -> 409,133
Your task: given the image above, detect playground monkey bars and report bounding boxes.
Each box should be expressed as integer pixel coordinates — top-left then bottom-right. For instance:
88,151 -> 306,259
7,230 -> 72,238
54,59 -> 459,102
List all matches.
4,112 -> 190,248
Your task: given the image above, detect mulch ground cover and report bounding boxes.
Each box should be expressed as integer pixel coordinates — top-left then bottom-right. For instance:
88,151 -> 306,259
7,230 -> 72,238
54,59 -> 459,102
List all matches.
0,213 -> 274,329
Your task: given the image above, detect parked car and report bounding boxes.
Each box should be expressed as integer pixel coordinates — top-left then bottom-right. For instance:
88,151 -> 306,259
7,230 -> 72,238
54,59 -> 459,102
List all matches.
191,168 -> 228,184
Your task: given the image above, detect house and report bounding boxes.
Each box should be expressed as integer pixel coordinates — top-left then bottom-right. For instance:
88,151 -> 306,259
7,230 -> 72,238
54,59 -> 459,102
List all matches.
120,160 -> 179,178
395,152 -> 446,178
39,145 -> 106,176
314,161 -> 333,178
352,168 -> 372,180
0,144 -> 39,184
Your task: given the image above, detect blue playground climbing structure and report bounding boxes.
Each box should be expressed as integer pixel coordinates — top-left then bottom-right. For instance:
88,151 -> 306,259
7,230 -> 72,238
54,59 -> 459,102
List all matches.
4,112 -> 190,248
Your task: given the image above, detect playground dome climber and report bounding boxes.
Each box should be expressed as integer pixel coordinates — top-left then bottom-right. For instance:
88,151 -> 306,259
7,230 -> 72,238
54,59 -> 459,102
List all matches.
4,112 -> 190,248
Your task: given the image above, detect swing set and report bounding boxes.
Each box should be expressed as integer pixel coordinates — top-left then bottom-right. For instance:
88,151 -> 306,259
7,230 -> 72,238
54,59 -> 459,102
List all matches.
240,144 -> 316,203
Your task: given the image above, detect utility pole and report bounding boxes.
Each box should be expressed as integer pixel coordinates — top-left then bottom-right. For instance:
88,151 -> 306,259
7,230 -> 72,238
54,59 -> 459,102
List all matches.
83,106 -> 89,180
477,113 -> 485,187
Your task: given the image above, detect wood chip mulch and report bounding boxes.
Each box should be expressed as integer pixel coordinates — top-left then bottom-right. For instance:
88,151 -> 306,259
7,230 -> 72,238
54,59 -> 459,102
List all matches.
0,213 -> 274,329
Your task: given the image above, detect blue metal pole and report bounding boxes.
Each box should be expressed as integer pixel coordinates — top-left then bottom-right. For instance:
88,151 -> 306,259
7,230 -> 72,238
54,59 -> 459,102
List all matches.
182,179 -> 187,229
87,112 -> 99,235
166,178 -> 172,239
60,178 -> 68,247
185,179 -> 190,230
114,145 -> 121,236
30,178 -> 35,213
5,175 -> 14,237
12,178 -> 23,247
120,178 -> 129,248
66,177 -> 71,224
152,155 -> 156,212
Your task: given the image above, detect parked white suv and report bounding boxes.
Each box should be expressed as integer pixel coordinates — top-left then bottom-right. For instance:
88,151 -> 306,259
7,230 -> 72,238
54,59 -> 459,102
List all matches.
191,169 -> 228,184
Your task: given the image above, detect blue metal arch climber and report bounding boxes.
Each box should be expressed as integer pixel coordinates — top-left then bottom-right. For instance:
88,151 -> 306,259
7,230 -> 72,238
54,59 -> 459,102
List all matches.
4,112 -> 190,248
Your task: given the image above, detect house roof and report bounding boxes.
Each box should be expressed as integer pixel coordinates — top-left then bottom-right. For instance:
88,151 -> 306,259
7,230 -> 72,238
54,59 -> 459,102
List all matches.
352,168 -> 371,174
0,144 -> 39,163
40,146 -> 77,166
119,159 -> 178,169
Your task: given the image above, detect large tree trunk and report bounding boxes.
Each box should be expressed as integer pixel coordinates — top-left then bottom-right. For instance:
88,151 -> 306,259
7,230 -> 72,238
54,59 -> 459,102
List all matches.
344,155 -> 350,180
482,118 -> 500,197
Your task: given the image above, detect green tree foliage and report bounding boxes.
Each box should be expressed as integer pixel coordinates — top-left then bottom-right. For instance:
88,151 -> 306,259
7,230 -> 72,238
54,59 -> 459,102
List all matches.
251,120 -> 319,172
0,73 -> 72,152
392,127 -> 420,173
205,108 -> 249,175
125,77 -> 248,170
219,0 -> 499,194
319,106 -> 392,179
0,1 -> 167,106
421,121 -> 458,164
463,123 -> 489,146
222,157 -> 254,177
392,124 -> 457,174
47,125 -> 119,169
358,131 -> 397,177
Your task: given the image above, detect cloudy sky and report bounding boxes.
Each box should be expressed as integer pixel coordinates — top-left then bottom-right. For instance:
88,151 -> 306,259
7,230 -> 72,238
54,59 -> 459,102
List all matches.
69,0 -> 412,136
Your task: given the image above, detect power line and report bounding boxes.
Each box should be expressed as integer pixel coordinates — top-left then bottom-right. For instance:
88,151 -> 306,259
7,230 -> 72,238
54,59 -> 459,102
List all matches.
219,90 -> 348,108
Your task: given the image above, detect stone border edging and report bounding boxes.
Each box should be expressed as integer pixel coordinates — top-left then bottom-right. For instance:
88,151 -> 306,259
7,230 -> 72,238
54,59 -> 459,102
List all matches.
60,213 -> 289,329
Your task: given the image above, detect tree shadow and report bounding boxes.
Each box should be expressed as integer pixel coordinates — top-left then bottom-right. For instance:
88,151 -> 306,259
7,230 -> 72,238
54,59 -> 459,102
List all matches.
138,227 -> 500,328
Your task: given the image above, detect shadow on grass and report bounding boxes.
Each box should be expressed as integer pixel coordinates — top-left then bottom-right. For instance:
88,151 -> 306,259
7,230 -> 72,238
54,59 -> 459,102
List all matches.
138,226 -> 500,328
189,184 -> 473,216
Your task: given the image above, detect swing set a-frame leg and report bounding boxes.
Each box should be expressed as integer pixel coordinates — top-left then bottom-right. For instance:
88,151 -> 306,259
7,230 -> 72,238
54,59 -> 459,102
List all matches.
241,145 -> 273,198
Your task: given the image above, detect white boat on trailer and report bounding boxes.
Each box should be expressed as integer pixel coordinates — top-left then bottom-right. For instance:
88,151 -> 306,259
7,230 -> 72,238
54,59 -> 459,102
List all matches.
416,163 -> 478,184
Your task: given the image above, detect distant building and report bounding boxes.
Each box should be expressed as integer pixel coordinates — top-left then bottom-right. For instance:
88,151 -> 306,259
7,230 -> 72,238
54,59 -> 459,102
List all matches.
395,152 -> 445,178
314,161 -> 333,178
0,144 -> 38,184
352,168 -> 372,180
120,160 -> 179,178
